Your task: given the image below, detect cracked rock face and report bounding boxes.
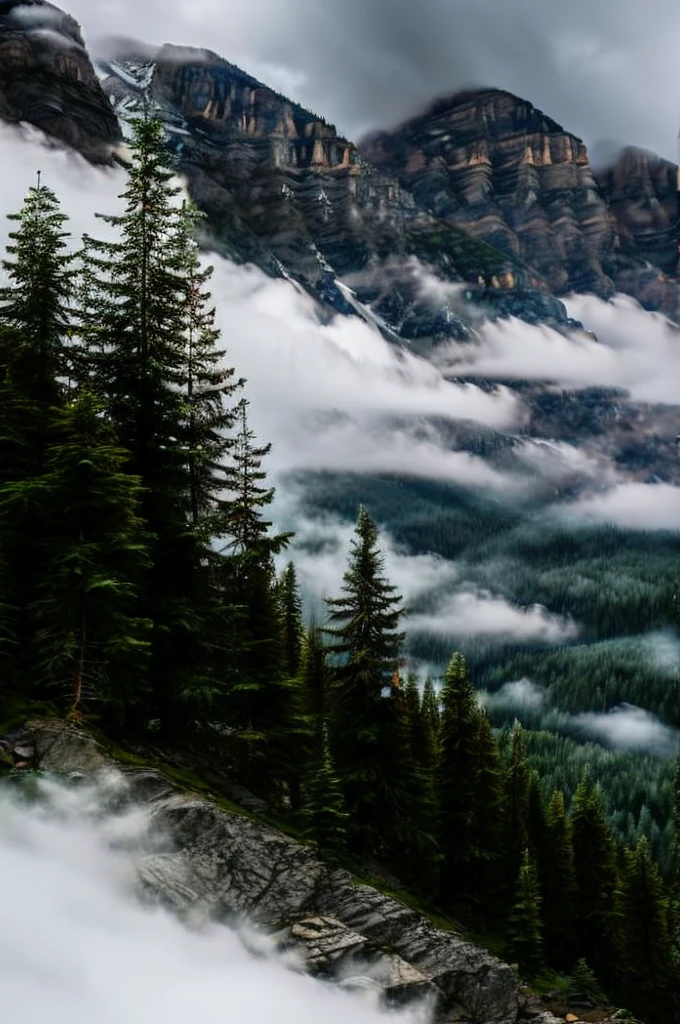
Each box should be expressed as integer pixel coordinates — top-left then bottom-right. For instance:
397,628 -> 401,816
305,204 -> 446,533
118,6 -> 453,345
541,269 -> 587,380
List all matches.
12,718 -> 523,1024
0,0 -> 121,159
360,89 -> 679,317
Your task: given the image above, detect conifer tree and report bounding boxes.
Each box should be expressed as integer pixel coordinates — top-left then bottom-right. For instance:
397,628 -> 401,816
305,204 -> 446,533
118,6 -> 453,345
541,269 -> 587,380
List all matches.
437,652 -> 480,906
176,200 -> 244,536
302,724 -> 348,861
277,562 -> 304,680
509,849 -> 544,976
77,117 -> 198,731
501,721 -> 531,901
220,400 -> 292,784
0,395 -> 152,716
542,790 -> 577,968
324,505 -> 405,853
0,175 -> 74,406
0,179 -> 75,686
614,836 -> 674,1024
570,770 -> 618,988
468,709 -> 505,914
422,676 -> 441,736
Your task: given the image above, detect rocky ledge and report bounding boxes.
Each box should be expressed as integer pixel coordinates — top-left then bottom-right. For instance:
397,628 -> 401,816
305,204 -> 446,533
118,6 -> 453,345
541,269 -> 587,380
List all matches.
0,718 -> 635,1024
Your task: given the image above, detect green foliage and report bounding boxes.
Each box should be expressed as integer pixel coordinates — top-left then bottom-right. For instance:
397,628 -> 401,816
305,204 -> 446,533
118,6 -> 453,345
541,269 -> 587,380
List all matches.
301,725 -> 348,861
614,837 -> 675,1024
509,850 -> 544,975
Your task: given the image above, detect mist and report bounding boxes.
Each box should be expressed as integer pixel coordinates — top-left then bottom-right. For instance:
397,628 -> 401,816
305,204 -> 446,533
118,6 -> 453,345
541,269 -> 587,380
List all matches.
434,295 -> 680,405
0,776 -> 428,1023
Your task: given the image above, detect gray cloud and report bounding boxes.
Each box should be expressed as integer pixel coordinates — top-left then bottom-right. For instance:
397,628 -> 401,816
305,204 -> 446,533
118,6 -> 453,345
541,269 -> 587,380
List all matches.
574,704 -> 680,757
60,0 -> 679,160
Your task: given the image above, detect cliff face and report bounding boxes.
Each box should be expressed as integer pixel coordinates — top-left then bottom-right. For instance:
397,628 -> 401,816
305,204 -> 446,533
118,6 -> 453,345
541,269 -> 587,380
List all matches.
361,90 -> 678,315
0,0 -> 120,159
0,3 -> 677,342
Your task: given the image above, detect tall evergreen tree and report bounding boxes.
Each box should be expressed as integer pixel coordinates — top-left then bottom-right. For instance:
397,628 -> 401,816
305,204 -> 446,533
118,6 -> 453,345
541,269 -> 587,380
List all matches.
421,676 -> 441,735
301,723 -> 348,862
509,850 -> 544,976
570,770 -> 618,988
219,400 -> 292,785
0,395 -> 151,717
501,721 -> 531,901
614,836 -> 674,1024
277,562 -> 304,680
437,652 -> 480,906
0,179 -> 75,689
468,709 -> 505,915
542,790 -> 577,969
324,505 -> 405,854
0,175 -> 74,405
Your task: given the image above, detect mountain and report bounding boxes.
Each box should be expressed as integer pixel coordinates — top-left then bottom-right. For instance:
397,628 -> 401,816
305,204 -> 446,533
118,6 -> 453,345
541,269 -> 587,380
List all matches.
0,0 -> 120,159
361,90 -> 679,317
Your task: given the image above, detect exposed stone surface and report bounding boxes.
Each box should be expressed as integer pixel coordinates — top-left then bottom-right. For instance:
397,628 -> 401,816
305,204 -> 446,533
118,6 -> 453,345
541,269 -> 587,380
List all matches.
361,90 -> 678,316
0,0 -> 121,159
14,717 -> 521,1023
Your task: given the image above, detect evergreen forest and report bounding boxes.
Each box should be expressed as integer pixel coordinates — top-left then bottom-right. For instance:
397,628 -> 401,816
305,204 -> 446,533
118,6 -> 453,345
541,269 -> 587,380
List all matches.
1,117 -> 679,1023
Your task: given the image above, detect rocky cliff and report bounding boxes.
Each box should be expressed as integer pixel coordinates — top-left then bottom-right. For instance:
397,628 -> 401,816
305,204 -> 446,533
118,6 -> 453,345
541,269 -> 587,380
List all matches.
0,0 -> 120,159
1,718 -> 631,1024
361,90 -> 679,316
0,2 -> 676,341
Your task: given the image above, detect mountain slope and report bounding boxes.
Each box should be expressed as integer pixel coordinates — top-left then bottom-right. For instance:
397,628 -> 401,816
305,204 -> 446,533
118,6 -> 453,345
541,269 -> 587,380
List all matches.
361,90 -> 679,317
0,0 -> 120,159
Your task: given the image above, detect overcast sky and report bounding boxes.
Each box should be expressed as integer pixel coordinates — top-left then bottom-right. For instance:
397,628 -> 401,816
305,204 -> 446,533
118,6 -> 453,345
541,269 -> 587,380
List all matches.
64,0 -> 680,161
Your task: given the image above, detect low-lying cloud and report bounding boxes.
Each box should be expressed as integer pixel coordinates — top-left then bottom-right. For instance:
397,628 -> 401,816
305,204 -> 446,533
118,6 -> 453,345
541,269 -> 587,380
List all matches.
405,590 -> 579,644
559,482 -> 680,531
574,703 -> 680,757
434,294 -> 680,405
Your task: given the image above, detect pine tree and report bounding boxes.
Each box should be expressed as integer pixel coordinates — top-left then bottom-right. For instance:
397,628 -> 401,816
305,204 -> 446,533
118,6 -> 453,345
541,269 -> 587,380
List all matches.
421,676 -> 441,735
0,179 -> 75,689
176,200 -> 244,536
301,724 -> 348,861
0,175 -> 74,406
219,400 -> 292,786
509,849 -> 544,976
437,652 -> 480,906
614,836 -> 674,1024
277,562 -> 304,680
324,505 -> 405,854
570,770 -> 618,989
468,709 -> 505,915
542,790 -> 577,969
0,395 -> 152,717
77,117 -> 198,732
501,721 -> 531,902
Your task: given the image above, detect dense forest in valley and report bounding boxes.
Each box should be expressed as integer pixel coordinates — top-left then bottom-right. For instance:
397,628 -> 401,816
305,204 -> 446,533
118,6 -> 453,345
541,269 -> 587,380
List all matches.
0,117 -> 679,1023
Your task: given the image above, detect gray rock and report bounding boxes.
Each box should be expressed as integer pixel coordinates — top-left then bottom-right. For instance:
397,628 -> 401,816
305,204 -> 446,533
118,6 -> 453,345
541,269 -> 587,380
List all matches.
15,718 -> 522,1024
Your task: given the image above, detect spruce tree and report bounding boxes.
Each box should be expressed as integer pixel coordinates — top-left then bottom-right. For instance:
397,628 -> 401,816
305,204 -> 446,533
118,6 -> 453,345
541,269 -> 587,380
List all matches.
422,676 -> 441,735
219,400 -> 292,786
614,836 -> 674,1024
0,175 -> 74,405
501,721 -> 531,901
302,724 -> 348,862
509,849 -> 544,976
570,770 -> 618,988
542,790 -> 577,969
468,709 -> 505,915
437,652 -> 480,907
277,562 -> 304,680
77,117 -> 197,732
0,179 -> 75,689
0,395 -> 152,717
324,505 -> 405,854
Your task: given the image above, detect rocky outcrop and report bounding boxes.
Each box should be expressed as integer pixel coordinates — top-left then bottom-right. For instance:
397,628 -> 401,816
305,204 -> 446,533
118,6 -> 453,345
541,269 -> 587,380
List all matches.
595,147 -> 678,279
0,0 -> 121,159
361,90 -> 678,315
7,717 -> 524,1024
